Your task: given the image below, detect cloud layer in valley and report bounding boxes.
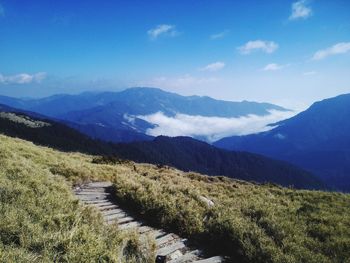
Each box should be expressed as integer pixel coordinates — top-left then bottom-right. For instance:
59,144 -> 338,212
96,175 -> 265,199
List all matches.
136,110 -> 296,142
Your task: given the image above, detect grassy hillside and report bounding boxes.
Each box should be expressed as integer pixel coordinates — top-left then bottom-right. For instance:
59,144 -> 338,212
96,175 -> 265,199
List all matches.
114,136 -> 323,190
0,135 -> 154,262
0,109 -> 118,155
1,134 -> 349,262
0,109 -> 323,190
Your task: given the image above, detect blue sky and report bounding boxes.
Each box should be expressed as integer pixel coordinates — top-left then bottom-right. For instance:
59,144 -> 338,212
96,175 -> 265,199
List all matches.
0,0 -> 349,109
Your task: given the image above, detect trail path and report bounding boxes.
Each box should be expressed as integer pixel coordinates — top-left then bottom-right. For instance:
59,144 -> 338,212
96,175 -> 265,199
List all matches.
74,182 -> 224,263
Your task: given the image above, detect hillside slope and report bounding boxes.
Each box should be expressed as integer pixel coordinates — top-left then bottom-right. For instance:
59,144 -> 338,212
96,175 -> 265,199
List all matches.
1,134 -> 349,262
115,136 -> 323,189
0,104 -> 117,154
0,135 -> 153,262
0,107 -> 322,189
214,94 -> 350,191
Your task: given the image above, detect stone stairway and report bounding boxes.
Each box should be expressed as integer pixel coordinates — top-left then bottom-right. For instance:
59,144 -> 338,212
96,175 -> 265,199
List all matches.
73,182 -> 224,263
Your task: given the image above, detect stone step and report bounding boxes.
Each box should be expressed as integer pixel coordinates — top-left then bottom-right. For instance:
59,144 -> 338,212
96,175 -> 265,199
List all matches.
78,188 -> 106,192
150,229 -> 167,239
117,216 -> 135,224
118,221 -> 140,230
102,209 -> 125,216
99,206 -> 120,212
141,230 -> 166,240
156,233 -> 178,247
93,201 -> 113,206
167,250 -> 201,263
84,200 -> 110,204
77,195 -> 105,201
157,240 -> 187,256
74,182 -> 223,262
104,213 -> 128,222
138,226 -> 153,234
76,191 -> 109,196
193,256 -> 224,263
86,182 -> 113,188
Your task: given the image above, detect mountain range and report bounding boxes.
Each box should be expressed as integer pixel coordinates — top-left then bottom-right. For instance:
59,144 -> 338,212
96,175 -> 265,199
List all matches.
1,88 -> 350,192
0,87 -> 288,143
0,104 -> 322,190
214,94 -> 350,192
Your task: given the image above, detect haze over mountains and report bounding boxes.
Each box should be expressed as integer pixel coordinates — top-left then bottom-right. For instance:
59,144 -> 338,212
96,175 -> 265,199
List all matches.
0,87 -> 290,143
0,103 -> 322,190
215,94 -> 350,192
1,88 -> 349,192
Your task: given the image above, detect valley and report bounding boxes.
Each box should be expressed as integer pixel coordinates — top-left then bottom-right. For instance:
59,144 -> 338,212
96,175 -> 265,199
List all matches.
2,1 -> 349,262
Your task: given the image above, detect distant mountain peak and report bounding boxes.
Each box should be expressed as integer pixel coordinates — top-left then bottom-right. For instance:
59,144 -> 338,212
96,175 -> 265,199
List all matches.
214,93 -> 350,192
0,87 -> 291,143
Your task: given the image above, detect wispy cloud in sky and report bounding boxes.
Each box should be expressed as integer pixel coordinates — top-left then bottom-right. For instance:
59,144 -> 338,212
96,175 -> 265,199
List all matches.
199,62 -> 225,72
303,71 -> 317,76
0,3 -> 5,17
238,40 -> 278,54
136,110 -> 296,142
0,72 -> 47,84
262,63 -> 287,71
312,42 -> 350,60
210,30 -> 229,40
289,0 -> 312,20
147,24 -> 178,40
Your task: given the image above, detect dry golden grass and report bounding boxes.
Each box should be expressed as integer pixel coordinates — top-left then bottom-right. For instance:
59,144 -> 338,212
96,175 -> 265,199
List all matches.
1,134 -> 350,262
0,135 -> 154,263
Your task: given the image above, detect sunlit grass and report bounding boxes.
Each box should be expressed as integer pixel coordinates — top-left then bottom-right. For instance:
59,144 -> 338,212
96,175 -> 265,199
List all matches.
1,134 -> 349,262
0,135 -> 154,262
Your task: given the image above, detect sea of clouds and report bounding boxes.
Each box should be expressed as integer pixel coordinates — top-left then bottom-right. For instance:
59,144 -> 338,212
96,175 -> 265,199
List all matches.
135,110 -> 296,142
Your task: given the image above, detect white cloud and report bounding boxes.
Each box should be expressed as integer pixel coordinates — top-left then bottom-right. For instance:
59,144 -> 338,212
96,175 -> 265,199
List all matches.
303,71 -> 317,76
289,0 -> 312,20
238,40 -> 278,54
262,63 -> 286,71
199,62 -> 225,72
135,110 -> 296,142
0,4 -> 4,17
312,42 -> 350,60
210,30 -> 229,40
147,24 -> 178,40
0,72 -> 47,84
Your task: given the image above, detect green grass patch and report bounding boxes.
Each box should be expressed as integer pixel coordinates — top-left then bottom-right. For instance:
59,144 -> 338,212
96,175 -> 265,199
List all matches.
1,134 -> 350,262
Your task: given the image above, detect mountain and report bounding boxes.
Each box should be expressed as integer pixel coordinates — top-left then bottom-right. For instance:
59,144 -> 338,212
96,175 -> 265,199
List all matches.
113,136 -> 323,190
67,122 -> 153,143
0,105 -> 322,190
214,94 -> 350,191
0,87 -> 288,117
0,87 -> 289,142
0,104 -> 117,154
